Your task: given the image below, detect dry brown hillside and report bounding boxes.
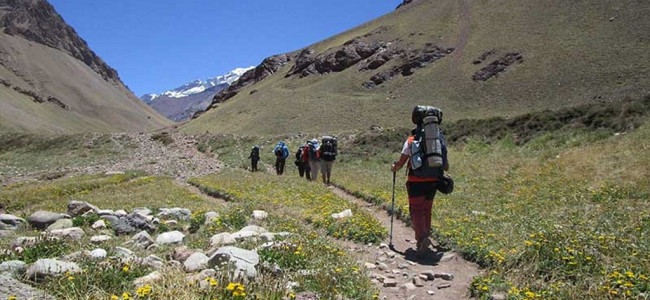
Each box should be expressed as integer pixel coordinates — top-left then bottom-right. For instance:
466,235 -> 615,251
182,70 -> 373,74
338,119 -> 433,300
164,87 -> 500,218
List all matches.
183,0 -> 650,135
0,0 -> 171,133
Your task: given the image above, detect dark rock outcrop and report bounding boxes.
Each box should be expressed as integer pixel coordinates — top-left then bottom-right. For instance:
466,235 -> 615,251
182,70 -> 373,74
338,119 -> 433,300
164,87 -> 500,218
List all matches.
285,39 -> 382,78
0,0 -> 121,84
396,0 -> 415,9
363,44 -> 454,88
207,53 -> 293,107
472,52 -> 523,81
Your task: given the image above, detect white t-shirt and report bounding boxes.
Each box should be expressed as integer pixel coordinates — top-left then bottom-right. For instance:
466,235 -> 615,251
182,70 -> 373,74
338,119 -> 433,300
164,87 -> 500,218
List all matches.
401,140 -> 410,156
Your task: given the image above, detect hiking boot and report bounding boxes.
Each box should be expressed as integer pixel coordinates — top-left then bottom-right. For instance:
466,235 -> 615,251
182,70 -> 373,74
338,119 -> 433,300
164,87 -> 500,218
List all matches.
416,237 -> 431,258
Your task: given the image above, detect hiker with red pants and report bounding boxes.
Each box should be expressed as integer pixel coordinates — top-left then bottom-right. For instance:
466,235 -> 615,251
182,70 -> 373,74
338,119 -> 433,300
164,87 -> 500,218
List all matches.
391,106 -> 450,258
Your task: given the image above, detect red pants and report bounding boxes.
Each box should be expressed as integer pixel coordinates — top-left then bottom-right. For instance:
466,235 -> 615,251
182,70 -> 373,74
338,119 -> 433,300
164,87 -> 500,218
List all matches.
409,195 -> 433,242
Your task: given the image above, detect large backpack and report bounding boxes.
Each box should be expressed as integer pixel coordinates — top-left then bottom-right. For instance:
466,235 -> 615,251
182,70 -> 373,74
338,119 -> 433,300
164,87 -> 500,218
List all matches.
301,144 -> 310,162
320,136 -> 337,161
409,106 -> 444,179
308,141 -> 320,161
251,146 -> 260,159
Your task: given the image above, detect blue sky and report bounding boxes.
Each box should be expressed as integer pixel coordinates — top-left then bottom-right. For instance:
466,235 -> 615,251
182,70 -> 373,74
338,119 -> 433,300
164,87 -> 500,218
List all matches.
48,1 -> 397,97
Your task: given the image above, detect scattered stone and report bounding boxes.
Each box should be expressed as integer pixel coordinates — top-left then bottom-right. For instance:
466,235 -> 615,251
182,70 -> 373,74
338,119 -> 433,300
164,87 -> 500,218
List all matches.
67,201 -> 98,217
418,274 -> 429,281
156,231 -> 185,245
331,209 -> 353,219
0,273 -> 56,299
49,227 -> 85,241
26,259 -> 80,280
89,235 -> 111,244
146,243 -> 159,251
208,246 -> 259,278
210,233 -> 236,246
46,218 -> 73,231
231,230 -> 258,240
364,262 -> 377,269
252,210 -> 268,220
164,220 -> 178,226
427,290 -> 436,295
134,271 -> 163,286
130,231 -> 155,249
142,255 -> 165,269
490,292 -> 508,300
105,171 -> 125,175
377,263 -> 389,271
114,247 -> 135,259
285,281 -> 300,291
184,252 -> 209,273
172,246 -> 195,262
383,278 -> 397,287
12,236 -> 39,249
437,282 -> 452,289
420,270 -> 436,281
379,243 -> 388,249
89,248 -> 107,260
91,220 -> 106,229
96,209 -> 115,216
440,252 -> 456,262
240,225 -> 268,234
27,210 -> 70,230
0,260 -> 26,277
157,208 -> 191,221
100,215 -> 120,224
204,211 -> 219,224
435,272 -> 454,281
132,207 -> 152,217
115,210 -> 127,217
186,268 -> 216,284
0,214 -> 26,230
400,282 -> 417,291
413,277 -> 424,287
63,250 -> 90,262
398,263 -> 408,269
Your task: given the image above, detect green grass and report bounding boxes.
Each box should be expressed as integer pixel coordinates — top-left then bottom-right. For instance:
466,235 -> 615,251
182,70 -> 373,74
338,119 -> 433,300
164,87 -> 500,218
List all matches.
332,120 -> 650,299
182,0 -> 649,136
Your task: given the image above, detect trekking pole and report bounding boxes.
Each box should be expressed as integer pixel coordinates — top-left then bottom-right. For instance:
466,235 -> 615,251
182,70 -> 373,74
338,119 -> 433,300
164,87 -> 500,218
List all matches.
389,162 -> 396,248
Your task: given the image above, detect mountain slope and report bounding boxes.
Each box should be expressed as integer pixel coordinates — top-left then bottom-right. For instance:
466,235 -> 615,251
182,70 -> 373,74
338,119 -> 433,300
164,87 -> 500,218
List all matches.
0,0 -> 171,133
183,0 -> 650,135
141,67 -> 253,122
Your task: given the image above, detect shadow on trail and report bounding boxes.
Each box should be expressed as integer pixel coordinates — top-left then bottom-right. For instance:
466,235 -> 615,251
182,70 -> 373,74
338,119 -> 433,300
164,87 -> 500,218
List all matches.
389,245 -> 449,266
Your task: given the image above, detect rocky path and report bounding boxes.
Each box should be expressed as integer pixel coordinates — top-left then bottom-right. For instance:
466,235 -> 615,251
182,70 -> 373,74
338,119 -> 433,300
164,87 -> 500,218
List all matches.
329,186 -> 481,300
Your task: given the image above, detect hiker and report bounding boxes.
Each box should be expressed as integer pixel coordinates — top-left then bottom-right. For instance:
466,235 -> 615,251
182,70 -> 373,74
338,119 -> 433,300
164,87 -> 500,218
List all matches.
295,143 -> 308,178
391,106 -> 449,257
320,136 -> 338,184
307,138 -> 320,181
248,146 -> 260,172
273,141 -> 290,175
301,141 -> 312,181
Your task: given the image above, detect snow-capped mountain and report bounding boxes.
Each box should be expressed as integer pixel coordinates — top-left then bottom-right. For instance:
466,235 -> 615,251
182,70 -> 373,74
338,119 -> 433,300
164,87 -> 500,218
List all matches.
142,67 -> 253,102
140,66 -> 254,121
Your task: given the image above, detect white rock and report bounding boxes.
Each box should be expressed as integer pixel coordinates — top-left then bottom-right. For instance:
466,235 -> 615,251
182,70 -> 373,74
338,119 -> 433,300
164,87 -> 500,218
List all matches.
26,259 -> 80,279
49,227 -> 85,241
156,231 -> 185,245
105,171 -> 125,175
46,219 -> 73,231
204,211 -> 219,224
114,247 -> 135,259
115,210 -> 127,217
184,252 -> 209,273
130,231 -> 154,249
96,210 -> 115,216
331,209 -> 353,219
91,220 -> 106,229
90,235 -> 112,244
252,210 -> 268,220
134,271 -> 163,286
89,249 -> 107,260
240,225 -> 268,234
210,233 -> 236,246
231,230 -> 258,240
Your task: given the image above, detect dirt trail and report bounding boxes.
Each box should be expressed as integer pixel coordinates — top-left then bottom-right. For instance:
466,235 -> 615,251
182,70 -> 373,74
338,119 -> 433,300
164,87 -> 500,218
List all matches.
174,179 -> 228,207
451,0 -> 472,74
330,186 -> 480,300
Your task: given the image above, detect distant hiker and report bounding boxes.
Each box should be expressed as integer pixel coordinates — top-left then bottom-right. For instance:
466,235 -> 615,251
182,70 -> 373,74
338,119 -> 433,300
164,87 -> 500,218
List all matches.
273,141 -> 290,175
295,142 -> 310,179
307,138 -> 321,181
391,106 -> 449,258
248,145 -> 260,172
320,136 -> 338,184
301,141 -> 312,181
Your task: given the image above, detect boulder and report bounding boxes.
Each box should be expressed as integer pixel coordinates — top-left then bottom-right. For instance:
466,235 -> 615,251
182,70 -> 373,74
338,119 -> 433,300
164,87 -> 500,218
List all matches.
156,231 -> 185,245
184,252 -> 209,273
67,201 -> 98,217
49,227 -> 85,241
231,230 -> 258,240
113,213 -> 155,235
28,211 -> 69,230
204,211 -> 219,224
115,210 -> 127,217
208,246 -> 259,278
142,255 -> 165,270
134,271 -> 163,286
157,208 -> 191,221
0,260 -> 26,277
96,209 -> 115,216
0,273 -> 56,299
130,231 -> 155,249
89,248 -> 107,260
46,218 -> 74,231
240,225 -> 268,234
11,236 -> 40,249
91,220 -> 106,229
252,210 -> 268,220
114,247 -> 136,259
331,209 -> 353,219
26,259 -> 80,280
210,233 -> 236,247
0,214 -> 26,230
132,207 -> 152,217
90,235 -> 112,244
171,246 -> 194,263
